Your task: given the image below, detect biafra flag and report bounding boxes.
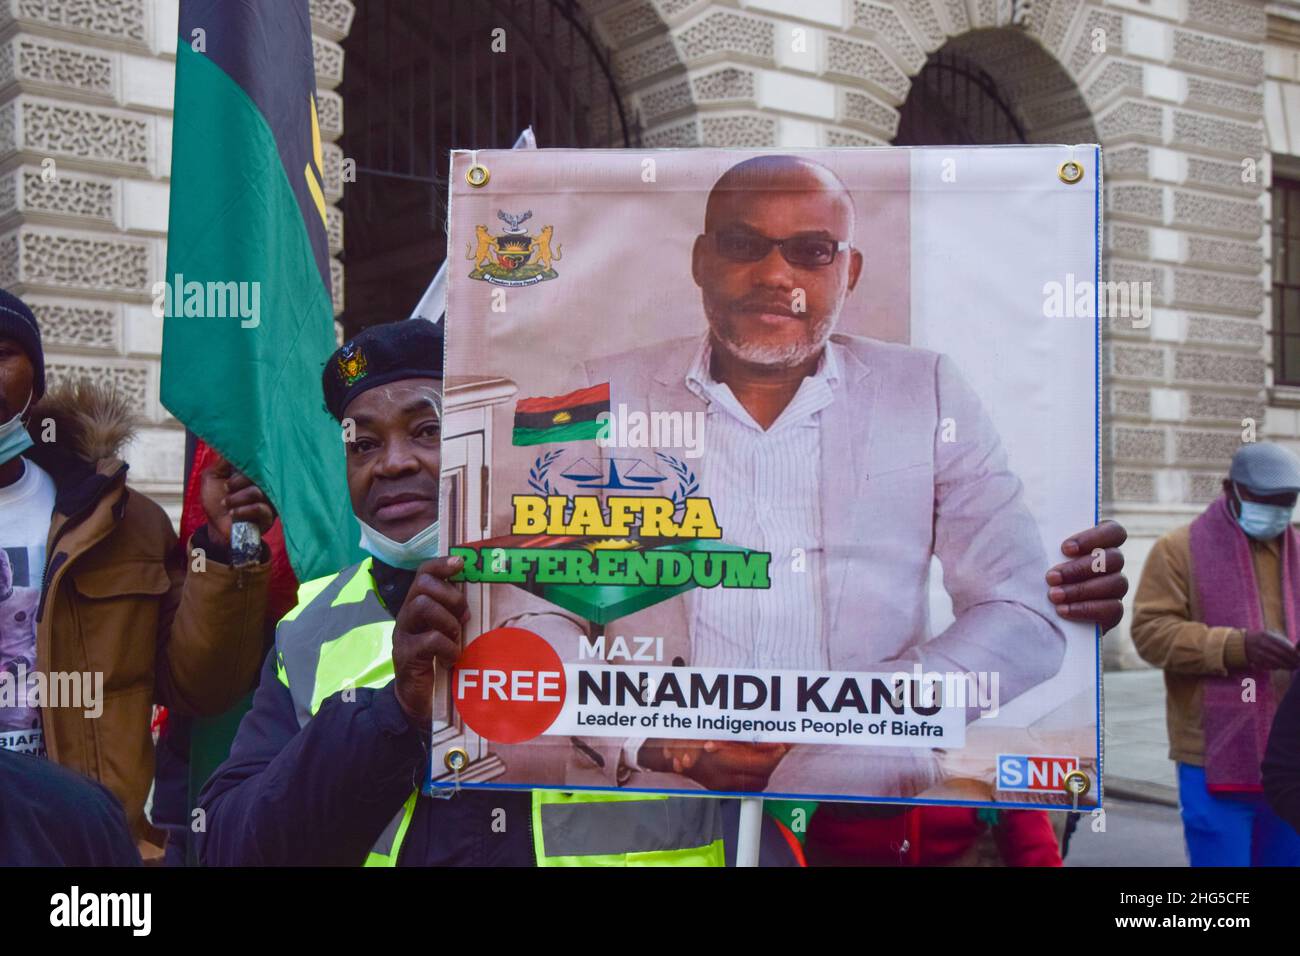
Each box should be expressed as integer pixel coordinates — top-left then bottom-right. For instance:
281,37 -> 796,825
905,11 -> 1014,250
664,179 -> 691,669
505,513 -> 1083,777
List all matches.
160,0 -> 359,581
513,383 -> 610,446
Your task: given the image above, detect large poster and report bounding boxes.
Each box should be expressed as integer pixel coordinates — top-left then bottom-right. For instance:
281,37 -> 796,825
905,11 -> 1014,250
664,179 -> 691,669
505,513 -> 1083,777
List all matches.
434,145 -> 1101,809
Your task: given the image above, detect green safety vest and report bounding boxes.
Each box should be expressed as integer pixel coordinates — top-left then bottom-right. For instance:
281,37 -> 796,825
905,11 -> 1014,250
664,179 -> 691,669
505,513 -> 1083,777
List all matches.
273,558 -> 726,867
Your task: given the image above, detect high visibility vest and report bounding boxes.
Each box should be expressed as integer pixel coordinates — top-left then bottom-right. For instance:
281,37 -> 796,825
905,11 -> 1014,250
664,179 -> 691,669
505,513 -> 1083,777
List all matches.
273,559 -> 725,867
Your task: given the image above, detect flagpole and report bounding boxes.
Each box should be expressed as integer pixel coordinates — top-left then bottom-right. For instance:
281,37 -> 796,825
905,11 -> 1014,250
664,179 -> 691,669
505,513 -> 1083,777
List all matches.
736,797 -> 763,867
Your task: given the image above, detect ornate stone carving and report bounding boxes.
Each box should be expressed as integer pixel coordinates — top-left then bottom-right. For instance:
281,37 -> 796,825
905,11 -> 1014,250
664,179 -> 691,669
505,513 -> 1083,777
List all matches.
13,0 -> 146,45
45,361 -> 148,415
1108,343 -> 1167,380
1186,314 -> 1265,349
309,0 -> 356,43
1175,428 -> 1243,465
12,166 -> 115,223
825,128 -> 883,146
614,36 -> 684,87
1186,0 -> 1266,41
1187,392 -> 1262,423
326,205 -> 342,256
1173,270 -> 1263,315
1068,10 -> 1122,80
1184,77 -> 1264,119
1104,145 -> 1149,178
692,67 -> 754,103
1096,99 -> 1163,143
1110,387 -> 1151,416
841,89 -> 899,138
1108,224 -> 1149,258
15,99 -> 150,170
0,36 -> 114,98
825,35 -> 909,104
322,142 -> 344,203
1112,469 -> 1156,501
896,0 -> 946,51
642,117 -> 699,147
330,257 -> 343,316
639,77 -> 693,123
1107,184 -> 1164,223
29,299 -> 117,351
1172,110 -> 1262,157
604,1 -> 665,46
13,228 -> 150,294
1186,235 -> 1262,272
316,89 -> 343,141
1173,349 -> 1265,386
1189,472 -> 1227,502
651,0 -> 704,22
313,35 -> 344,90
1172,30 -> 1265,84
1107,424 -> 1167,463
1172,189 -> 1262,237
852,2 -> 926,73
1084,60 -> 1142,109
700,113 -> 776,148
677,10 -> 774,63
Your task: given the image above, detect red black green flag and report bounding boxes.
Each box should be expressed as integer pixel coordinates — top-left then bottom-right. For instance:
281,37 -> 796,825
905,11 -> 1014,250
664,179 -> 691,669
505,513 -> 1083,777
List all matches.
513,383 -> 610,446
160,0 -> 359,581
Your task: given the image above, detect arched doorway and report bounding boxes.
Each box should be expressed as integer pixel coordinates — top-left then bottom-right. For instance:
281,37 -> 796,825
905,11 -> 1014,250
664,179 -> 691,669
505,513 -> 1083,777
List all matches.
339,0 -> 638,336
894,29 -> 1096,147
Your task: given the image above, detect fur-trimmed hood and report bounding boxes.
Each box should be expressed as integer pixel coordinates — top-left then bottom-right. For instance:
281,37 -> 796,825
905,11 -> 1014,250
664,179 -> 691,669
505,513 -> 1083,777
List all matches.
26,379 -> 138,464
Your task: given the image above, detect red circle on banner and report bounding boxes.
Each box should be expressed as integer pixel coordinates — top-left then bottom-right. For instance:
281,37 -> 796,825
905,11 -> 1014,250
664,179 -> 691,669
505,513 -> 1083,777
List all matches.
453,627 -> 567,744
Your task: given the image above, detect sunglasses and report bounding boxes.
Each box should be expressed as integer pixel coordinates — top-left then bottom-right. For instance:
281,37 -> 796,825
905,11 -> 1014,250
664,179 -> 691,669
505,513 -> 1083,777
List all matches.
711,230 -> 851,268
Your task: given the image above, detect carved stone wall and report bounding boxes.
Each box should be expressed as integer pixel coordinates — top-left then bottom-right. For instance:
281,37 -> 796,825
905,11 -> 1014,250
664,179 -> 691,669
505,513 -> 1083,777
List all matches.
0,0 -> 354,517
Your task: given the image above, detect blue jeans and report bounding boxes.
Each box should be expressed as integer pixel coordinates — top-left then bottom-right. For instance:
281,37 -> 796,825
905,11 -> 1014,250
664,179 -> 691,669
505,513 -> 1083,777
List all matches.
1177,763 -> 1300,866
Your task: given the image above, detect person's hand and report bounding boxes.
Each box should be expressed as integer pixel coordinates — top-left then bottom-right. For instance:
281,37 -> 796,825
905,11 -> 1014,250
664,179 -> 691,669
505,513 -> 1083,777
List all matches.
199,454 -> 276,547
392,556 -> 469,727
640,739 -> 789,792
1046,519 -> 1128,633
1243,629 -> 1300,671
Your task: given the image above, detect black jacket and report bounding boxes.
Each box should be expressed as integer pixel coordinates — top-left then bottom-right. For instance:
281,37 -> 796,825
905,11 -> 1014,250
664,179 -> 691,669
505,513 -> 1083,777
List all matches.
0,749 -> 140,866
1264,675 -> 1300,832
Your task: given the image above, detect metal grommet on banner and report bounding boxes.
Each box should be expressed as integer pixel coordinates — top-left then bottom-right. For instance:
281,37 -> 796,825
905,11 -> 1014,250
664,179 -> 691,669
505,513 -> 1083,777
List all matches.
465,150 -> 490,188
444,746 -> 469,773
1063,769 -> 1091,810
1058,159 -> 1085,185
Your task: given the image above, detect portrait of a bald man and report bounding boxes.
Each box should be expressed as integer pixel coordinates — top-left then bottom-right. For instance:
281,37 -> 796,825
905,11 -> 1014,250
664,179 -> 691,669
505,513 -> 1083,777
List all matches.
498,154 -> 1072,798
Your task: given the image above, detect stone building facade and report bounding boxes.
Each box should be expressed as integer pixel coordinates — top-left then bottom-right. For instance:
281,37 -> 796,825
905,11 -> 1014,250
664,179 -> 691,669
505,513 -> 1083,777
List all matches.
3,0 -> 1289,667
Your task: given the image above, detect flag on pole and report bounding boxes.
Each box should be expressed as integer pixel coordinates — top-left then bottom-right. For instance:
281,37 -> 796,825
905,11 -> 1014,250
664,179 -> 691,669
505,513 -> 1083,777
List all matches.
161,0 -> 358,581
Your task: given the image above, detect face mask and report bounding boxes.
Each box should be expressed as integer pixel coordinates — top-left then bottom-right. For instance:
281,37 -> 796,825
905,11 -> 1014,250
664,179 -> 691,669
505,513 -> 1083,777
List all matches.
358,518 -> 440,570
1234,483 -> 1294,541
0,390 -> 33,466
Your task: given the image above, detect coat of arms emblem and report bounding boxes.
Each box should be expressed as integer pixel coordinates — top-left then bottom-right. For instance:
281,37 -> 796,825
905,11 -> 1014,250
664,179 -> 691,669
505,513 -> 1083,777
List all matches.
467,210 -> 561,286
336,342 -> 367,385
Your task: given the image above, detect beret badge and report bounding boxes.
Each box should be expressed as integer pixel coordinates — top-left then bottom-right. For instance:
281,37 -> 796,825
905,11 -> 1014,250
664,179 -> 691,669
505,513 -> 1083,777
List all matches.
337,342 -> 368,386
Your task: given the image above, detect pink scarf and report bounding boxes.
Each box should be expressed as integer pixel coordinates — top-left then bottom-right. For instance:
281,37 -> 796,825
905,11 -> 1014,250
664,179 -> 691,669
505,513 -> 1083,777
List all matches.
1188,494 -> 1300,792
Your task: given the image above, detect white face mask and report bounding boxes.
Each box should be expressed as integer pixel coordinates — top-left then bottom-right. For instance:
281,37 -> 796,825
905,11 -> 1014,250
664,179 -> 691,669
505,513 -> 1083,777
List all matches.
358,518 -> 440,570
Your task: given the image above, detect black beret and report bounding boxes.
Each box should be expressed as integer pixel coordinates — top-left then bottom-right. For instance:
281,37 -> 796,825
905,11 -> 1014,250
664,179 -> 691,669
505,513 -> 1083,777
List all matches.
322,319 -> 444,421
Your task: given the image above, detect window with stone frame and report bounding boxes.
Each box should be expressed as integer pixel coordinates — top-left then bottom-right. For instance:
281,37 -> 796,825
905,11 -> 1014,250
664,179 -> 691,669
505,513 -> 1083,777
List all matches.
1273,176 -> 1300,386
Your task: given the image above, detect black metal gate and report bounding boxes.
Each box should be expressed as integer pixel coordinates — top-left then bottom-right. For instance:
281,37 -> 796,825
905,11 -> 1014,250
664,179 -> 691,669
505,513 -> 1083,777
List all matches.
339,0 -> 637,335
893,50 -> 1027,147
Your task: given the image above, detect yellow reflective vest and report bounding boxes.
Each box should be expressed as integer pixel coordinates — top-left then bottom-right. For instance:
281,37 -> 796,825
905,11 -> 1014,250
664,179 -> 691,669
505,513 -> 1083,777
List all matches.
273,559 -> 725,867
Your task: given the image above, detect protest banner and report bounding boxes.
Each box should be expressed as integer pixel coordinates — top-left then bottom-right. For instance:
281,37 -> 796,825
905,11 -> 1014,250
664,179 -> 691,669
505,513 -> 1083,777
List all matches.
432,145 -> 1102,808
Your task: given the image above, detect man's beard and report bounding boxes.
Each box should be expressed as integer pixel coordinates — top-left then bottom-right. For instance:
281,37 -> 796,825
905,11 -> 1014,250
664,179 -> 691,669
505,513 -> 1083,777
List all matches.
706,304 -> 838,368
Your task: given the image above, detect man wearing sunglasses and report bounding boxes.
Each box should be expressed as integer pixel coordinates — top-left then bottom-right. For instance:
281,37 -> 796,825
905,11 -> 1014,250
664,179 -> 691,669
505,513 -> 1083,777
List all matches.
498,154 -> 1124,798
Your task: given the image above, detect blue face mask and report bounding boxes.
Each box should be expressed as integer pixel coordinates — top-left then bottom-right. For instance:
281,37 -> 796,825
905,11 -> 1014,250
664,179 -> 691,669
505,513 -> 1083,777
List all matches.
1234,483 -> 1294,540
0,391 -> 33,466
357,518 -> 440,571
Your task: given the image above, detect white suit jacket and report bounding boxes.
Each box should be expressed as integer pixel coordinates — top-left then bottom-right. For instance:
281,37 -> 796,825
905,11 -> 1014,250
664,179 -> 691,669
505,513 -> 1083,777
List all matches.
494,333 -> 1065,798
